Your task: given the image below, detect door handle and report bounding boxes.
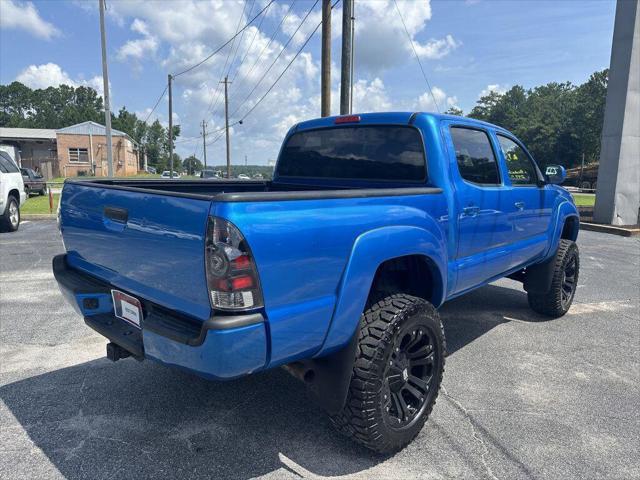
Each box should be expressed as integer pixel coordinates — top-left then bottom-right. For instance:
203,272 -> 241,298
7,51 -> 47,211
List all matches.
104,206 -> 128,223
514,201 -> 525,210
463,206 -> 480,217
103,206 -> 128,232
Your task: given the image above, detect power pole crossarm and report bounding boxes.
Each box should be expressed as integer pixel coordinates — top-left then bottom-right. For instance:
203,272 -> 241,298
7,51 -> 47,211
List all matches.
99,0 -> 114,177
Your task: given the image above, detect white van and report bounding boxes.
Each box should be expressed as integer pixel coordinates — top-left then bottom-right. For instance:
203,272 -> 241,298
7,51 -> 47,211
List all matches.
0,151 -> 26,232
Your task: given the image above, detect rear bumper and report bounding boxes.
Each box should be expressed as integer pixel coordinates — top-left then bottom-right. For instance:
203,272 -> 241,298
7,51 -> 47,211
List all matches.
52,254 -> 267,379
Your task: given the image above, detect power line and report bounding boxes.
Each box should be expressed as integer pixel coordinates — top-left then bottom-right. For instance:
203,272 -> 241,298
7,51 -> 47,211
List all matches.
142,84 -> 168,124
201,0 -> 296,137
172,0 -> 276,78
201,0 -> 339,148
230,0 -> 271,83
230,0 -> 294,92
230,0 -> 320,119
203,0 -> 251,120
227,1 -> 256,81
238,4 -> 328,123
393,0 -> 440,113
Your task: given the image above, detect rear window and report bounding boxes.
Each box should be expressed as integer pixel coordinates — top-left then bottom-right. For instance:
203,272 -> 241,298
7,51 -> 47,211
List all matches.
277,126 -> 426,182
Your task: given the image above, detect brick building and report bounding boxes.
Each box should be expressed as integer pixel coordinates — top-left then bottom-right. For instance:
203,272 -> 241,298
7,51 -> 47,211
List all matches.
56,122 -> 139,177
0,121 -> 140,179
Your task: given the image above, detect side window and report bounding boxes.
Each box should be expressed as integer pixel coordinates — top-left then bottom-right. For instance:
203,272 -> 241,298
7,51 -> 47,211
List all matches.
0,152 -> 19,173
496,135 -> 539,186
450,127 -> 500,185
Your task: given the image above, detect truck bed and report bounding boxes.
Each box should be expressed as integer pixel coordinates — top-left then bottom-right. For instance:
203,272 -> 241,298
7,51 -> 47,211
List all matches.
68,178 -> 439,202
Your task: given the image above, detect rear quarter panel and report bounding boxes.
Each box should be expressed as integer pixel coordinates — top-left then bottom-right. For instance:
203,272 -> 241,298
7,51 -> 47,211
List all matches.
215,191 -> 448,367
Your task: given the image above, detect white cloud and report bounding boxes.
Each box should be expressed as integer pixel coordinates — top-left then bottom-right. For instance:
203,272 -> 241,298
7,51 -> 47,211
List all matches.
479,84 -> 508,98
117,19 -> 158,62
416,87 -> 458,112
352,0 -> 459,72
0,0 -> 60,40
413,35 -> 461,60
15,63 -> 105,97
352,78 -> 393,112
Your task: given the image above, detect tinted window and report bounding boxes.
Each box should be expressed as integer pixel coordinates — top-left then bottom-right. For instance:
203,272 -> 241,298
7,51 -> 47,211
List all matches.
278,126 -> 426,182
450,127 -> 500,185
497,135 -> 539,186
0,152 -> 19,173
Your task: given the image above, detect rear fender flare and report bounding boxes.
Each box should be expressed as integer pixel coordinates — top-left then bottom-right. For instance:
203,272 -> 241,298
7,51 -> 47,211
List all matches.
316,224 -> 447,358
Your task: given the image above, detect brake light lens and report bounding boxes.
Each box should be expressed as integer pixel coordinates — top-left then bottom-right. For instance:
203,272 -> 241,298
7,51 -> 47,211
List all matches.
205,217 -> 263,310
335,115 -> 361,124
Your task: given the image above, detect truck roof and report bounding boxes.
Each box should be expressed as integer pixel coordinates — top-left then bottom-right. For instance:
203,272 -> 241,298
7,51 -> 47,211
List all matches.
294,111 -> 508,134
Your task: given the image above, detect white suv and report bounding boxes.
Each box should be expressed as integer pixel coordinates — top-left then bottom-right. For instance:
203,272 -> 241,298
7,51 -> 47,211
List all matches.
0,151 -> 26,232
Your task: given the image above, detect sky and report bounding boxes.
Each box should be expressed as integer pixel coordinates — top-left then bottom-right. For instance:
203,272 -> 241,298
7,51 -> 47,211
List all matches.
0,0 -> 617,166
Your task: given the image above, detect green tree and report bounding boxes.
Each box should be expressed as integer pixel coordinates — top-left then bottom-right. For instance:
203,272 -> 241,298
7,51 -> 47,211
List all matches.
183,155 -> 203,175
444,106 -> 464,116
465,72 -> 607,169
571,69 -> 608,165
0,82 -> 33,127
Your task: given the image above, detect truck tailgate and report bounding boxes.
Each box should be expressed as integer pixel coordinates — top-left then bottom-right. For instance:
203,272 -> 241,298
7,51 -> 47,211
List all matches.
59,182 -> 212,320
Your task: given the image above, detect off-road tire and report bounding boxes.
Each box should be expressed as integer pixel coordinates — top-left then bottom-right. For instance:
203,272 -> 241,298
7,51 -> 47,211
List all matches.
0,195 -> 20,232
330,294 -> 445,454
528,239 -> 579,318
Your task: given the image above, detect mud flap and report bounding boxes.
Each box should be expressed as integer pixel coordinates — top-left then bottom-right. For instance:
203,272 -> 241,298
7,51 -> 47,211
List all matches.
283,332 -> 358,415
523,254 -> 556,294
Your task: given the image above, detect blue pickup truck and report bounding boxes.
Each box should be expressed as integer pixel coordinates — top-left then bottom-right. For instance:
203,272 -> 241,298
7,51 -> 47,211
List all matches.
54,112 -> 579,453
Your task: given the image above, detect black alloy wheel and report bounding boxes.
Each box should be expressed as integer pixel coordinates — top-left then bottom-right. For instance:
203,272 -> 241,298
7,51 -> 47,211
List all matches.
383,324 -> 438,429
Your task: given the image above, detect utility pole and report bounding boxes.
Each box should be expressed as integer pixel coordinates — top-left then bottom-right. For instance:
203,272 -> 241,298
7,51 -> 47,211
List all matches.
99,0 -> 114,177
168,74 -> 173,177
202,120 -> 207,170
221,76 -> 231,179
321,0 -> 331,117
350,1 -> 355,113
340,0 -> 354,115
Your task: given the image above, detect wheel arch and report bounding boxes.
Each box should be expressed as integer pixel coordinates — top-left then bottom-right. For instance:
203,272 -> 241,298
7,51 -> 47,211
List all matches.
8,188 -> 20,201
561,214 -> 579,241
316,224 -> 447,359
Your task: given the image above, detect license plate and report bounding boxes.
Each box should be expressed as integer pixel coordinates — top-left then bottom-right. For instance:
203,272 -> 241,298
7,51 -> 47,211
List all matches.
111,290 -> 142,328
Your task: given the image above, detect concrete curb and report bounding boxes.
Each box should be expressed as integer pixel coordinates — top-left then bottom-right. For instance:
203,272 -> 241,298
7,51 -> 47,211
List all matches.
580,222 -> 639,237
22,214 -> 56,220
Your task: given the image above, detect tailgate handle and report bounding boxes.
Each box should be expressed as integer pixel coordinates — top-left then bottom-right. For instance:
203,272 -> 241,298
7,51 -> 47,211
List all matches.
104,207 -> 128,223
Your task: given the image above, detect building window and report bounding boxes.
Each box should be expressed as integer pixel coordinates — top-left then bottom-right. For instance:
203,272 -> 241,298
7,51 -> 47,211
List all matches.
68,148 -> 89,163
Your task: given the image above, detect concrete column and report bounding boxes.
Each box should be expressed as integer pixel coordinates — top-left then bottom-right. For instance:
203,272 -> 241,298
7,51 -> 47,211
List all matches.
593,0 -> 640,226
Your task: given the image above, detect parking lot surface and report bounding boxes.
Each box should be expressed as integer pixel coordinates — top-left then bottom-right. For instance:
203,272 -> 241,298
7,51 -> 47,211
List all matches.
1,220 -> 638,480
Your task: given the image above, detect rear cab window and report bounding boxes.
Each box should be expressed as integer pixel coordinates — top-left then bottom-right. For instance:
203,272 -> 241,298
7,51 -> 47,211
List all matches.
450,127 -> 501,185
277,125 -> 426,182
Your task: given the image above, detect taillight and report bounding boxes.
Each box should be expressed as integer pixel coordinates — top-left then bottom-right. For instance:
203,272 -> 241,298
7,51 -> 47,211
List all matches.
205,216 -> 263,311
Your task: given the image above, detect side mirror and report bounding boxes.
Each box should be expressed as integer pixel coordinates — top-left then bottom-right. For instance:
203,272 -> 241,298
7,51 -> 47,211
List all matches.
544,165 -> 566,185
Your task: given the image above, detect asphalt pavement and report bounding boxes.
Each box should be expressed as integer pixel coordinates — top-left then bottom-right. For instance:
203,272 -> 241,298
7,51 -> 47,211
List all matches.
1,220 -> 638,480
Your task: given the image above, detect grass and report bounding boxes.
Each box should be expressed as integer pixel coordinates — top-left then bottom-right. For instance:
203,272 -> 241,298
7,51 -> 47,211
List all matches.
571,193 -> 596,207
21,194 -> 60,215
